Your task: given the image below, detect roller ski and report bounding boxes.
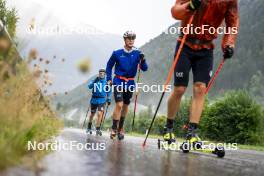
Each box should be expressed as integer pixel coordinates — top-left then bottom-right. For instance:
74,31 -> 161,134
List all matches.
180,124 -> 225,158
158,127 -> 177,150
117,128 -> 125,140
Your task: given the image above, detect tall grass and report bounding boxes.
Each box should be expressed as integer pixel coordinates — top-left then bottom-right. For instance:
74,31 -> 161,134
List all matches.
0,62 -> 63,170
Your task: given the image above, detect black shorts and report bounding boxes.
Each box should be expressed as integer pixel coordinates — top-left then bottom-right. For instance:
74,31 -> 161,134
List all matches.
90,103 -> 105,113
173,42 -> 214,87
114,87 -> 133,105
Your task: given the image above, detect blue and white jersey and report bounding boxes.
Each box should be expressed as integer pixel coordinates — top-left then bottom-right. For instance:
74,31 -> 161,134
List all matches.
88,77 -> 112,105
106,47 -> 148,87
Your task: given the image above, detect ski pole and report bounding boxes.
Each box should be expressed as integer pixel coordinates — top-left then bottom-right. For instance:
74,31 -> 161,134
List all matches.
82,106 -> 90,129
132,63 -> 142,131
100,104 -> 109,129
205,58 -> 226,94
142,13 -> 195,147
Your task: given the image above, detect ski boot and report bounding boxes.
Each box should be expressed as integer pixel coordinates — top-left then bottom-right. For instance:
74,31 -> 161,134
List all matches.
110,129 -> 117,139
186,129 -> 202,149
86,128 -> 92,135
163,127 -> 176,144
181,125 -> 202,153
96,129 -> 102,136
117,128 -> 125,140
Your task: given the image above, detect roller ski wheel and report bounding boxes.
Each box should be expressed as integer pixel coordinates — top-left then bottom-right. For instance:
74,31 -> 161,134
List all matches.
167,138 -> 176,145
157,139 -> 176,150
180,142 -> 190,153
192,141 -> 203,149
86,129 -> 92,135
96,130 -> 102,136
110,129 -> 117,139
212,147 -> 225,158
180,138 -> 204,153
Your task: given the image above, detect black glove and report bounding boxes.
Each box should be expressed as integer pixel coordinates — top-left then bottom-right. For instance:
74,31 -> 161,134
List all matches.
223,46 -> 234,59
139,52 -> 145,62
93,77 -> 99,83
188,0 -> 201,11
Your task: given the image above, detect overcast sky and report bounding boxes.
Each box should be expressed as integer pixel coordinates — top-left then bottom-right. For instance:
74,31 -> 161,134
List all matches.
8,0 -> 176,46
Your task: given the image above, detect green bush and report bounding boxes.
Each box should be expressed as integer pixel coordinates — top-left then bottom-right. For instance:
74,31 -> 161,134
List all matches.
125,110 -> 151,134
153,115 -> 166,135
200,90 -> 264,145
174,97 -> 192,137
102,91 -> 264,146
0,67 -> 63,169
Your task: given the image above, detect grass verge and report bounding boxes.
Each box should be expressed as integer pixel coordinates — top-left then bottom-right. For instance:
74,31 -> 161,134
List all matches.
0,62 -> 63,170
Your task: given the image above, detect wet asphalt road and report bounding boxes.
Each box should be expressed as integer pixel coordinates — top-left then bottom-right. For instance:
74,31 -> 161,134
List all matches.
3,128 -> 264,176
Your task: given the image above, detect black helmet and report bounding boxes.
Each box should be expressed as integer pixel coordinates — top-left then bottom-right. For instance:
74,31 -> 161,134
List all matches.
123,31 -> 136,39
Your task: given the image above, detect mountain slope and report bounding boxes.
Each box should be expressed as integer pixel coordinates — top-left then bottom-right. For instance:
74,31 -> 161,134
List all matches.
12,0 -> 123,93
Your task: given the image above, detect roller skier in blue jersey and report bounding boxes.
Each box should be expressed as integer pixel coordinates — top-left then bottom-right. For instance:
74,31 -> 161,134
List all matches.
106,31 -> 148,140
87,69 -> 112,136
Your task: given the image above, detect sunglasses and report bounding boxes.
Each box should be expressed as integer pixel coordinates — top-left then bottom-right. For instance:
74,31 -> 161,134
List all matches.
125,36 -> 136,40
